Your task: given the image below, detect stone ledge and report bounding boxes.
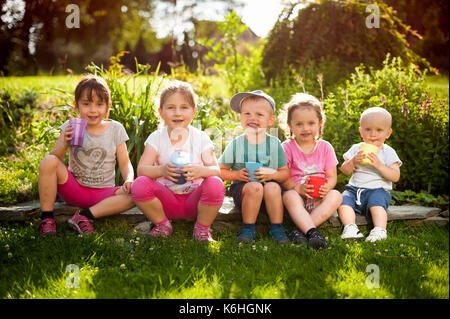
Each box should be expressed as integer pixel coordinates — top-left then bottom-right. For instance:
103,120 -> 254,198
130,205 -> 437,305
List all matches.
0,197 -> 445,228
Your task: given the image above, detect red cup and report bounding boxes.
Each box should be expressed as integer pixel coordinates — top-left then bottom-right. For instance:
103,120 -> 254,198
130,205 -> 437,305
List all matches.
307,176 -> 326,198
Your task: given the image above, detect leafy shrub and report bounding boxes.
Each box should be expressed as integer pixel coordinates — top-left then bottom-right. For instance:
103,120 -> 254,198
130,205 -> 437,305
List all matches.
262,0 -> 435,93
0,88 -> 39,155
86,52 -> 163,183
323,56 -> 449,195
200,11 -> 266,95
0,148 -> 44,205
390,189 -> 448,209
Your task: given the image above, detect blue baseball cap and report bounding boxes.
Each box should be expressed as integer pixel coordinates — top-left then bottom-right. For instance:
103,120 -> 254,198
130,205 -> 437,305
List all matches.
230,90 -> 276,113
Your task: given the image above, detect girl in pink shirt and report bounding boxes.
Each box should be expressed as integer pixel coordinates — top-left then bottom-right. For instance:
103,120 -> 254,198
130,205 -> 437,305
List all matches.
281,93 -> 342,249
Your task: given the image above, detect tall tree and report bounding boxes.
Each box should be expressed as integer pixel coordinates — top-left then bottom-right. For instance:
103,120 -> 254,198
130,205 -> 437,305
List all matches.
0,0 -> 157,74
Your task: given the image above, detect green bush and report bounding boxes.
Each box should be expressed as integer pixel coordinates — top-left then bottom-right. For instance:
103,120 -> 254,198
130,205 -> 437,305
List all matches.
323,56 -> 449,195
0,148 -> 45,205
262,0 -> 434,93
200,11 -> 266,95
86,52 -> 163,183
0,88 -> 39,155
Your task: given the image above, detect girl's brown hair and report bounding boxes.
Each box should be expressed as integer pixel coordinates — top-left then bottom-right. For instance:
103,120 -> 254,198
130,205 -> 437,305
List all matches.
284,93 -> 326,139
74,74 -> 111,106
159,80 -> 197,109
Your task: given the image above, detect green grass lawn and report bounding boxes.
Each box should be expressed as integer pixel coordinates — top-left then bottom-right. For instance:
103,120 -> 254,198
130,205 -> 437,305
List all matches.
424,74 -> 449,97
0,219 -> 448,299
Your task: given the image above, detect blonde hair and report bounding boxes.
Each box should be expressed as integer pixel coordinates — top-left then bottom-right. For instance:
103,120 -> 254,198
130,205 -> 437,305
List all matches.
281,93 -> 326,139
158,80 -> 197,109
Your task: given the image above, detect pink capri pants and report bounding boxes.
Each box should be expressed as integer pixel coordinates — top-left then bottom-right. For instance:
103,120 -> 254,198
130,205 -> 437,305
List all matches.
57,169 -> 121,208
131,176 -> 225,220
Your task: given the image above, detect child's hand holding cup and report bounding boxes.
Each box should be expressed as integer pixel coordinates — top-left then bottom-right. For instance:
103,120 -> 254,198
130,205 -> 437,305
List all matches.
170,150 -> 190,185
245,162 -> 263,182
68,117 -> 88,148
306,175 -> 326,198
360,143 -> 379,164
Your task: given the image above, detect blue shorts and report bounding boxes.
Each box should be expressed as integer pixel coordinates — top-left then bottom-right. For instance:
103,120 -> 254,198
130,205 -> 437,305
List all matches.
341,185 -> 391,216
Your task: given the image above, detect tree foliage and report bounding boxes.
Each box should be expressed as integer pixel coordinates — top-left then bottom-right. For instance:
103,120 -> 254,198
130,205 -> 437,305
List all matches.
0,0 -> 158,75
261,0 -> 435,87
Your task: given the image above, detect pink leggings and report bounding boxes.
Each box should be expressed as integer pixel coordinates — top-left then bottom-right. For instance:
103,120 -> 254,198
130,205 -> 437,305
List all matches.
57,169 -> 121,208
131,176 -> 225,220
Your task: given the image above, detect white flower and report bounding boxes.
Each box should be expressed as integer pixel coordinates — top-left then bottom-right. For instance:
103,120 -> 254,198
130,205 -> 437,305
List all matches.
4,244 -> 9,250
263,246 -> 268,251
120,264 -> 126,270
376,252 -> 381,256
7,252 -> 12,259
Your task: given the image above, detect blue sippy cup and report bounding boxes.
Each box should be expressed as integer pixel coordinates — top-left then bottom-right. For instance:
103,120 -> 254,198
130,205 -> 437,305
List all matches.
170,151 -> 190,184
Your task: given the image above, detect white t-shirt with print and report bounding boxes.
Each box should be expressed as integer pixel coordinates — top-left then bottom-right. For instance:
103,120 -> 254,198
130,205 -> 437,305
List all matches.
145,125 -> 214,194
344,142 -> 402,190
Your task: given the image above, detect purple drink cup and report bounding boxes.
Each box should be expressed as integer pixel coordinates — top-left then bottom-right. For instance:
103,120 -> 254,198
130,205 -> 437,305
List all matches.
69,117 -> 87,147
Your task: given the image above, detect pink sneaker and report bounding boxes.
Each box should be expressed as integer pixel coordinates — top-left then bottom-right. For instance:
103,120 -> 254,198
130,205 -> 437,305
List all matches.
146,220 -> 173,238
193,226 -> 215,242
67,210 -> 96,235
39,218 -> 57,236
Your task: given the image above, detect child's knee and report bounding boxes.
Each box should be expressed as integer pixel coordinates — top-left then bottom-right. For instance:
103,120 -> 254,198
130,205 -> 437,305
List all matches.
369,206 -> 387,216
283,189 -> 301,205
338,204 -> 355,214
131,176 -> 156,202
39,154 -> 60,171
242,182 -> 263,197
203,176 -> 225,194
327,189 -> 343,206
200,176 -> 225,205
263,182 -> 281,197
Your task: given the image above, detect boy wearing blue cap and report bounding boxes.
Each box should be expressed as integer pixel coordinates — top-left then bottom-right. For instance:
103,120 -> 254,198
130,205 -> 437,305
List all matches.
219,90 -> 290,243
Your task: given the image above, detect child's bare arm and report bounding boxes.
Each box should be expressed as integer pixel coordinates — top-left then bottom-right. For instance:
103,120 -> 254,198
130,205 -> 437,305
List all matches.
116,142 -> 134,193
219,163 -> 250,182
341,151 -> 364,175
136,144 -> 179,182
116,142 -> 134,182
318,166 -> 338,198
49,128 -> 72,161
281,177 -> 297,191
366,153 -> 401,182
183,148 -> 220,181
254,165 -> 289,183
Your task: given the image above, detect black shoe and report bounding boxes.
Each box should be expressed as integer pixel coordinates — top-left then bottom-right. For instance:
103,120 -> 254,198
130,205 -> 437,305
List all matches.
289,229 -> 308,244
306,228 -> 328,249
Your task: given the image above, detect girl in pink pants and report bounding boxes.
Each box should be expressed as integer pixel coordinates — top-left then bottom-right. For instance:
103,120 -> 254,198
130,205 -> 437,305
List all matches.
131,80 -> 225,241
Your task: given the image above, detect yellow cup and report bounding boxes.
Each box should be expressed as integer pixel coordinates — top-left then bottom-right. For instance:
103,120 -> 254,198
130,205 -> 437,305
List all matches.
360,143 -> 379,164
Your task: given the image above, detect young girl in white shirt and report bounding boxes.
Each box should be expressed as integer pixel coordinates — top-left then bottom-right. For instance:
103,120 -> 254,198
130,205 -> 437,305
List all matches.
131,80 -> 225,241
